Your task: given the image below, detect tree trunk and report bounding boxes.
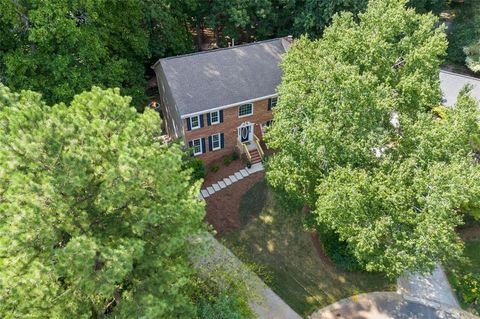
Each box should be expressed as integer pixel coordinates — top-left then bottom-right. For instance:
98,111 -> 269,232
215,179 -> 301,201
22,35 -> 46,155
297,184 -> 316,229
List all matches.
195,22 -> 203,51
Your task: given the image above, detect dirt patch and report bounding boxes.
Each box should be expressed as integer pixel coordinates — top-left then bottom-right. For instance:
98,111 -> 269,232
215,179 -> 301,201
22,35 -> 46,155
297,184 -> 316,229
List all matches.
460,225 -> 480,240
205,171 -> 265,236
202,158 -> 245,187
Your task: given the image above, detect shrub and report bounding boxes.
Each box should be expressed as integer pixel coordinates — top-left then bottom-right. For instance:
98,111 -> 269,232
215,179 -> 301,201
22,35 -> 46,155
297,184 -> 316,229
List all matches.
197,293 -> 253,319
223,152 -> 239,166
184,158 -> 206,180
450,270 -> 480,315
464,42 -> 480,73
211,164 -> 220,173
223,155 -> 232,166
317,224 -> 363,272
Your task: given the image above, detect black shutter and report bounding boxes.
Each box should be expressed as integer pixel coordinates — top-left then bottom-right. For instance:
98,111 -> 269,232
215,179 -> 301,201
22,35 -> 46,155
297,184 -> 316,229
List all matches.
199,114 -> 204,128
267,98 -> 272,111
207,113 -> 211,126
208,136 -> 213,151
220,133 -> 224,149
186,118 -> 192,131
219,110 -> 224,123
188,141 -> 193,156
201,138 -> 206,154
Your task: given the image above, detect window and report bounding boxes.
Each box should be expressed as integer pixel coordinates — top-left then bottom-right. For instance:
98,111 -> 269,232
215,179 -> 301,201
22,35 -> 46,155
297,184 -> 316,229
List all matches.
210,111 -> 219,124
261,120 -> 273,134
211,133 -> 221,150
238,103 -> 253,117
269,97 -> 278,109
190,115 -> 200,129
192,138 -> 202,155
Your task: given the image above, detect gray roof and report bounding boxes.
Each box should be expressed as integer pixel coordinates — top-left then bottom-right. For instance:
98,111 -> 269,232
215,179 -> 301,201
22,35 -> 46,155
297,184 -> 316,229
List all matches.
154,38 -> 288,117
440,70 -> 480,106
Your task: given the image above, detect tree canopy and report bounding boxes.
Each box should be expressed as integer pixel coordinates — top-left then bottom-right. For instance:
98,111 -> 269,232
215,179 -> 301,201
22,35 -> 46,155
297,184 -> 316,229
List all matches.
265,0 -> 480,277
0,86 -> 250,318
0,0 -> 452,109
0,0 -> 193,106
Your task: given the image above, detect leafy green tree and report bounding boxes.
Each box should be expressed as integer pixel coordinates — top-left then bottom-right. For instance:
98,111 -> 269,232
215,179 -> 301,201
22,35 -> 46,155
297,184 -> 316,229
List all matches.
407,0 -> 447,13
266,0 -> 480,277
464,41 -> 480,73
292,0 -> 368,38
0,85 -> 248,318
0,0 -> 194,107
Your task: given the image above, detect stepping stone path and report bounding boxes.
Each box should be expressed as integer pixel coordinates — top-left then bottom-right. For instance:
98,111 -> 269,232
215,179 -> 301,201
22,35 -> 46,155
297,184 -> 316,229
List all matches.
198,163 -> 264,199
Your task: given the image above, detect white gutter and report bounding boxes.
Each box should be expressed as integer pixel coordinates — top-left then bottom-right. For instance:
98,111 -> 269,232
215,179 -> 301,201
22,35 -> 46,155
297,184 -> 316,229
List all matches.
180,93 -> 278,119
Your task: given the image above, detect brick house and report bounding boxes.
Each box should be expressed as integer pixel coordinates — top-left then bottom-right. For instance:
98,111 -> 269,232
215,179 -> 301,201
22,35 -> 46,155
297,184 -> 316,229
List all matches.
152,37 -> 292,165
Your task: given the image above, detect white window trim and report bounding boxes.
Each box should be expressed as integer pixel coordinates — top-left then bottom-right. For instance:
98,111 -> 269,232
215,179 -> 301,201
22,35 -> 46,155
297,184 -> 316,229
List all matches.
190,115 -> 201,130
192,138 -> 202,155
180,93 -> 277,119
270,97 -> 278,108
211,133 -> 221,151
238,103 -> 253,118
210,111 -> 220,125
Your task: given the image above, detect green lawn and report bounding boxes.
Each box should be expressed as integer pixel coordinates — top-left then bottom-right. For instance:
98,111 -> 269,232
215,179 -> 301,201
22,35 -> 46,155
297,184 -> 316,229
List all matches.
448,239 -> 480,316
222,179 -> 394,317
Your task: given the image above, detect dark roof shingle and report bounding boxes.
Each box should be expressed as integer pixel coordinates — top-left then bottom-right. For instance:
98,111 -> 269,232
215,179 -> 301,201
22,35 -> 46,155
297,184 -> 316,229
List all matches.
154,38 -> 288,117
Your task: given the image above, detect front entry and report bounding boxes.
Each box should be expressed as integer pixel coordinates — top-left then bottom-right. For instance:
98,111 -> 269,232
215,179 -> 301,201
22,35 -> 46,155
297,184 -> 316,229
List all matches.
238,122 -> 253,143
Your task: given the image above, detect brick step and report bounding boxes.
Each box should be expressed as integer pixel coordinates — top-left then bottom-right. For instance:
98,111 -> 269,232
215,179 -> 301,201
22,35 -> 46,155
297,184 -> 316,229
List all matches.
249,150 -> 262,164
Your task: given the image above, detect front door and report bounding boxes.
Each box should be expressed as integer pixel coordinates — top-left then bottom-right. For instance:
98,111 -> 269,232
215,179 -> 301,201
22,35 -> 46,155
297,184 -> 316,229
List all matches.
238,123 -> 253,143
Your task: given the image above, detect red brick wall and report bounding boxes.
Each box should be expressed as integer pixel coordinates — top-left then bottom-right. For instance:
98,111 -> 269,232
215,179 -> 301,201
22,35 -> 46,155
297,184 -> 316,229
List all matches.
184,98 -> 273,166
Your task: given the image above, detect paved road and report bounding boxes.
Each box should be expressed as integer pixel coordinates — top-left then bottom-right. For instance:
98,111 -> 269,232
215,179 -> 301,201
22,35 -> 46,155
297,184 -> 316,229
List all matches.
309,292 -> 478,319
397,265 -> 459,308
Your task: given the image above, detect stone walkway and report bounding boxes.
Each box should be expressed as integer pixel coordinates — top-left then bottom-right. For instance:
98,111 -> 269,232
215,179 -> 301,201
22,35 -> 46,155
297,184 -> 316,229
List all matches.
199,162 -> 264,199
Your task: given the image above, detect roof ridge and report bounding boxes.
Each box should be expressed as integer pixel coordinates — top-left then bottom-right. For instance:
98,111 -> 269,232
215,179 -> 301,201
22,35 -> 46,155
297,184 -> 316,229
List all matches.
152,38 -> 284,67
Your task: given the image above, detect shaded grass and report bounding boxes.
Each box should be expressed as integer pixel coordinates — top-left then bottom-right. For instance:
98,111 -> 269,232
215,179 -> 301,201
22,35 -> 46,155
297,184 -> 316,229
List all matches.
223,179 -> 395,317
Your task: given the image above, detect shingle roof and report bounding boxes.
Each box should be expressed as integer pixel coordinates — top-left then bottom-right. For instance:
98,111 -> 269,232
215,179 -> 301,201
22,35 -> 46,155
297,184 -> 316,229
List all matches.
154,38 -> 288,117
440,70 -> 480,106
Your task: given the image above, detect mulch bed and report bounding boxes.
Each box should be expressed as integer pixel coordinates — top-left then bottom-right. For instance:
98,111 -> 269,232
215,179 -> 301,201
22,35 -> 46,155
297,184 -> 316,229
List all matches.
202,158 -> 246,187
204,171 -> 265,236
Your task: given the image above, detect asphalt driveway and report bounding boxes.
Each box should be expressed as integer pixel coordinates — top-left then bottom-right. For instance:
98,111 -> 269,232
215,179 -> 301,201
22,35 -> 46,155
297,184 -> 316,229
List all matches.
309,292 -> 478,319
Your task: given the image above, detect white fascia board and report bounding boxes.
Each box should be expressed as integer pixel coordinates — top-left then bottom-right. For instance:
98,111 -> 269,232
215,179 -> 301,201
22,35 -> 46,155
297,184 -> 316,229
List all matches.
180,93 -> 278,119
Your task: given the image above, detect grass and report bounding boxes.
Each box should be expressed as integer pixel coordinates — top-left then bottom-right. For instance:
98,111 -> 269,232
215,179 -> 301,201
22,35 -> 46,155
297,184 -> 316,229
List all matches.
223,179 -> 395,317
447,239 -> 480,315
